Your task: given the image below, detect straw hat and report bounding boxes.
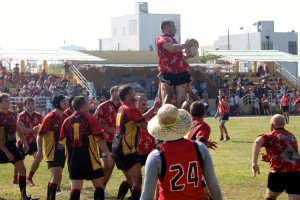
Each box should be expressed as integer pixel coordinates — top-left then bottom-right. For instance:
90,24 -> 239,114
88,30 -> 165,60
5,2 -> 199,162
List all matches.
147,104 -> 192,141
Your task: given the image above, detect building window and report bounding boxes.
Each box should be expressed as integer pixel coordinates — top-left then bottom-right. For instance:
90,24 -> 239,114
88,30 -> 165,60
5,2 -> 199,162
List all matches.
123,27 -> 126,36
288,41 -> 297,55
129,20 -> 137,35
114,28 -> 117,37
262,41 -> 273,50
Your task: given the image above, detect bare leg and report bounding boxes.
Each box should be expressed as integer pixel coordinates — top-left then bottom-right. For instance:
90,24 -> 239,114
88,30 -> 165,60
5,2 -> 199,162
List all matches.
127,163 -> 142,200
103,156 -> 115,186
175,83 -> 189,108
266,188 -> 281,200
160,82 -> 174,105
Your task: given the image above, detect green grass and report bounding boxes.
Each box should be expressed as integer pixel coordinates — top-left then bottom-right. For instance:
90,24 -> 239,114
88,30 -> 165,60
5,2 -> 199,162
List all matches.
1,116 -> 300,199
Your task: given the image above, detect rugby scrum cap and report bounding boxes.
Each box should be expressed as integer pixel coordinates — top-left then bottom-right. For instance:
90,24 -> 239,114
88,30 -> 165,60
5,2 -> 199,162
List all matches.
52,95 -> 65,110
147,104 -> 192,141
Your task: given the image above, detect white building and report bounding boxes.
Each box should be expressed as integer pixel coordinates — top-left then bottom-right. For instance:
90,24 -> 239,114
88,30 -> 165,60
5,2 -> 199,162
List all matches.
99,2 -> 181,51
214,21 -> 298,76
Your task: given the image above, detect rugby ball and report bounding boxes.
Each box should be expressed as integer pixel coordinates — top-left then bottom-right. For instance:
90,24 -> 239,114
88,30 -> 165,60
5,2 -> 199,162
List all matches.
185,39 -> 199,58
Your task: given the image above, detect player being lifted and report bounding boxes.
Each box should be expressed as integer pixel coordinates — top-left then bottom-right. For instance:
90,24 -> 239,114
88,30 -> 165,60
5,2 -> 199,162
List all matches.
156,20 -> 198,108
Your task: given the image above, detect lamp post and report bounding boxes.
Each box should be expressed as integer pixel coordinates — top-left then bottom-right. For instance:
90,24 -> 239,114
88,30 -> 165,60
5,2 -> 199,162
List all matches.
240,22 -> 257,50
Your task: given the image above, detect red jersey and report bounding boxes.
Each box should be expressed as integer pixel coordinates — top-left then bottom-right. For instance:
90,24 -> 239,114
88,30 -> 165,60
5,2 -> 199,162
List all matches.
188,117 -> 211,142
137,110 -> 156,155
17,111 -> 43,144
260,128 -> 300,173
60,112 -> 104,171
114,103 -> 145,155
63,108 -> 73,117
0,110 -> 17,144
156,34 -> 191,74
217,96 -> 229,114
38,111 -> 67,162
281,95 -> 290,106
158,139 -> 203,200
94,100 -> 120,143
262,97 -> 268,106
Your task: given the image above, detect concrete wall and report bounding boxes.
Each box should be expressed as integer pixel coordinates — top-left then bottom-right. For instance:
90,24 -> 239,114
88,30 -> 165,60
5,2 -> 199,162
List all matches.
99,12 -> 180,51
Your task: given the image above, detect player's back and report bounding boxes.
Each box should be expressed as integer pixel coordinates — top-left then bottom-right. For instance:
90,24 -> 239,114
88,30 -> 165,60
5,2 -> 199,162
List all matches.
158,139 -> 204,200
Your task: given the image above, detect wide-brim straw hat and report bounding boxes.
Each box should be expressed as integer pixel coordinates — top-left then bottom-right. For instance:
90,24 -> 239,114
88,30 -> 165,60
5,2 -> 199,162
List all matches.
147,104 -> 192,141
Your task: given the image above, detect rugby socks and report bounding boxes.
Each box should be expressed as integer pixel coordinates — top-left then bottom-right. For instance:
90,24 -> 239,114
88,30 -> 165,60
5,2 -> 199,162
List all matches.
131,186 -> 141,200
28,171 -> 35,179
266,198 -> 276,200
70,189 -> 81,200
19,175 -> 27,198
47,182 -> 58,200
117,181 -> 131,200
94,187 -> 104,200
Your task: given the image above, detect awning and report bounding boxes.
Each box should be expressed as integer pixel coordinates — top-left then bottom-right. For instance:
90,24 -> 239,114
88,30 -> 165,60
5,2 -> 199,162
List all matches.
203,50 -> 300,62
0,49 -> 105,61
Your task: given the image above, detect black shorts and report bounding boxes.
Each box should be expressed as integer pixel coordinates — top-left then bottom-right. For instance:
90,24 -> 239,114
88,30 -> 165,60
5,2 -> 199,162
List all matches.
158,72 -> 191,86
114,152 -> 139,171
219,114 -> 229,121
0,143 -> 23,164
18,142 -> 37,158
138,154 -> 149,166
101,142 -> 113,157
263,105 -> 269,109
282,106 -> 289,112
47,161 -> 65,169
70,168 -> 104,180
267,172 -> 300,195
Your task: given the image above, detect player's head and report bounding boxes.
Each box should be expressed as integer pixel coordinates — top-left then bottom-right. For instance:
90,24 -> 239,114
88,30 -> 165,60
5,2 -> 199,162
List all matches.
72,96 -> 88,113
24,97 -> 35,112
0,93 -> 10,111
181,101 -> 192,113
118,85 -> 135,104
218,89 -> 224,97
263,94 -> 266,98
135,93 -> 148,110
190,101 -> 206,118
160,20 -> 176,37
270,114 -> 285,131
52,95 -> 67,111
110,86 -> 120,101
68,96 -> 76,111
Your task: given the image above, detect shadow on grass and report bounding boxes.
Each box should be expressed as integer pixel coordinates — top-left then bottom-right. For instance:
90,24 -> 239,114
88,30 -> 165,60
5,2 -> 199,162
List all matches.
229,140 -> 253,144
0,198 -> 7,200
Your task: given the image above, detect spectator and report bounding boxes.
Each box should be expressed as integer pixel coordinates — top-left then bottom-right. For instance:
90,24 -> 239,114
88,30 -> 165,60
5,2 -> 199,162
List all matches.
254,97 -> 260,116
230,95 -> 235,115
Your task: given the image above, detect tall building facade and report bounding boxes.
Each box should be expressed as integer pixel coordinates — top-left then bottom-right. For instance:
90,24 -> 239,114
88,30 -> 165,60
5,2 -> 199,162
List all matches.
99,2 -> 181,51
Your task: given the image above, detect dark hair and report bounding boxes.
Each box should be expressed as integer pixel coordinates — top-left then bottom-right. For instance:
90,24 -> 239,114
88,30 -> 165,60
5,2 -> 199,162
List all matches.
24,97 -> 35,105
72,96 -> 87,111
160,20 -> 174,32
0,93 -> 9,103
190,101 -> 205,118
110,86 -> 119,94
52,95 -> 65,110
68,96 -> 76,110
118,85 -> 132,102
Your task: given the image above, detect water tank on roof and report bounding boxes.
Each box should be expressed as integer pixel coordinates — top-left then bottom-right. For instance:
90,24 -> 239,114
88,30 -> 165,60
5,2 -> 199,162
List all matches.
135,2 -> 148,13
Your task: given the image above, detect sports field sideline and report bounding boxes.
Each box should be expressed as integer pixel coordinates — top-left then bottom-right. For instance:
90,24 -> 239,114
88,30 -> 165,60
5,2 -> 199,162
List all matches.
0,115 -> 299,200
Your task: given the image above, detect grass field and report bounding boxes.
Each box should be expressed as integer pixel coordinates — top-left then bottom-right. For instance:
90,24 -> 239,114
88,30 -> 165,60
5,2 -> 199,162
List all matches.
1,115 -> 300,200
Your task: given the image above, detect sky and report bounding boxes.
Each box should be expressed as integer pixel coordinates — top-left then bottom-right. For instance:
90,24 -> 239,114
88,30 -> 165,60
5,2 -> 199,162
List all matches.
0,0 -> 299,50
